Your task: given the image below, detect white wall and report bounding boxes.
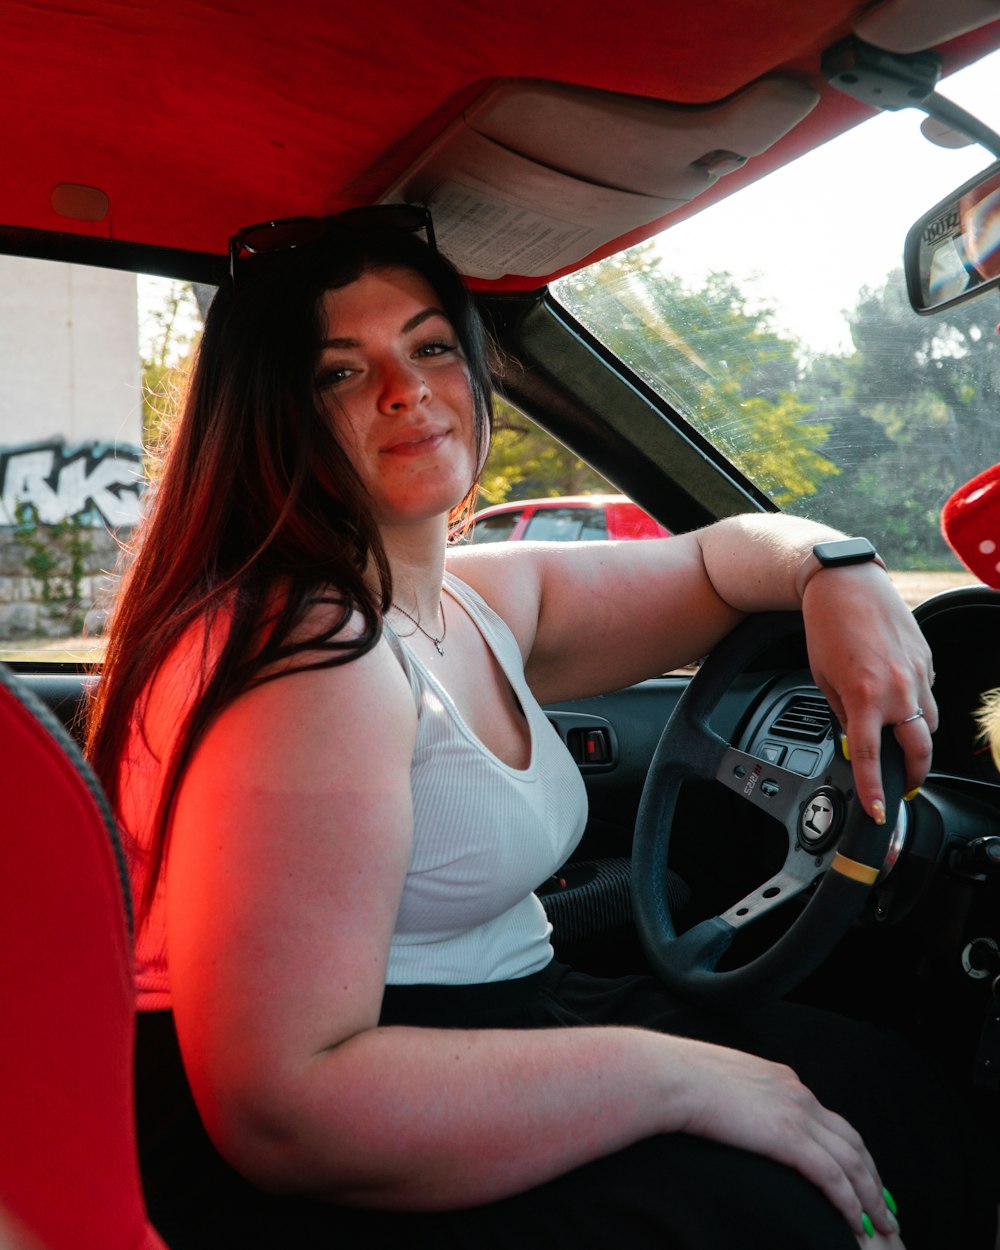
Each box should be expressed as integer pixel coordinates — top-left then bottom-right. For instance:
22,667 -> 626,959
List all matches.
0,255 -> 141,445
0,255 -> 144,526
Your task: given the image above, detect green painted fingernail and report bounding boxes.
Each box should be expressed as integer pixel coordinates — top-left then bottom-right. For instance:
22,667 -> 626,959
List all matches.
840,734 -> 851,760
862,1211 -> 875,1238
883,1187 -> 898,1216
903,787 -> 920,802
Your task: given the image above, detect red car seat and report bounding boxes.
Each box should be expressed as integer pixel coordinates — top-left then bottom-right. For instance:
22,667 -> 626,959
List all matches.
0,663 -> 166,1250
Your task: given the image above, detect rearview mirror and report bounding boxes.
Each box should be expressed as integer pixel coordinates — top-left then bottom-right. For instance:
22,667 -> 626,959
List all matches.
904,159 -> 1000,314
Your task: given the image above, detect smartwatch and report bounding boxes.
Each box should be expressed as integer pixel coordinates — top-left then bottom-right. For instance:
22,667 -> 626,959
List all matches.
795,537 -> 886,598
814,537 -> 883,568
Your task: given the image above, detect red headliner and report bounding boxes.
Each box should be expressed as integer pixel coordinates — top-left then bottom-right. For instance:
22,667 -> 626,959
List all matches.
3,0 -> 998,289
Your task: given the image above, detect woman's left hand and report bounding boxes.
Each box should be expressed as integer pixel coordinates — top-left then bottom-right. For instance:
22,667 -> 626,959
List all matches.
800,563 -> 937,822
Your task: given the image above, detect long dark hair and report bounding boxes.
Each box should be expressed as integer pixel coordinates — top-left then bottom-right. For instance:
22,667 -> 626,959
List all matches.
86,223 -> 494,924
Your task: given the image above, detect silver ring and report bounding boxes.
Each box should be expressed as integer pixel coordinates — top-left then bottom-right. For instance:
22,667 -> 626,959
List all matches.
893,708 -> 925,727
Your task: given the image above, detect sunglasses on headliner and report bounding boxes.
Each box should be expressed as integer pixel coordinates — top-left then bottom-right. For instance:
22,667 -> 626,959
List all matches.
227,204 -> 437,287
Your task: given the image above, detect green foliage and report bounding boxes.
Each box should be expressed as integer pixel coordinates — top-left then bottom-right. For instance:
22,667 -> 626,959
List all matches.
13,501 -> 95,635
140,280 -> 202,457
727,392 -> 838,506
557,249 -> 837,505
480,401 -> 614,503
797,267 -> 1000,566
552,252 -> 1000,567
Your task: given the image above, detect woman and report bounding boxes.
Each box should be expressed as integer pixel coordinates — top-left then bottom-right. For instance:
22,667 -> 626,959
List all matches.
88,210 -> 985,1249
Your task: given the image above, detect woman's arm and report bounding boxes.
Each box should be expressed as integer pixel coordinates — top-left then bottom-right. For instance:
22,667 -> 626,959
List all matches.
448,512 -> 937,816
161,630 -> 896,1240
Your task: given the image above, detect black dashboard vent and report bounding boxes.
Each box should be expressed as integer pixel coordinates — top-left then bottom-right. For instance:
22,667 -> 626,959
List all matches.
770,693 -> 832,743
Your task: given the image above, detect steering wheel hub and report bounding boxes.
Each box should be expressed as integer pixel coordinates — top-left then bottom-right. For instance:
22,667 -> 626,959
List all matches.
798,786 -> 843,852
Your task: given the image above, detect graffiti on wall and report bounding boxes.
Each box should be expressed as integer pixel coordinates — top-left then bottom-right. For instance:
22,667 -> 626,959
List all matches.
0,438 -> 144,527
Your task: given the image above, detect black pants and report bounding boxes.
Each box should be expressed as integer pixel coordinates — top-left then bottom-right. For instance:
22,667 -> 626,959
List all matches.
135,963 -> 996,1249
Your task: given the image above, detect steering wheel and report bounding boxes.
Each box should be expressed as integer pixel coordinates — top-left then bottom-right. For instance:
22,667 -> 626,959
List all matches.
631,611 -> 906,1011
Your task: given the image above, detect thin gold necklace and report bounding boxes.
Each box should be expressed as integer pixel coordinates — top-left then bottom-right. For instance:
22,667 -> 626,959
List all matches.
391,599 -> 447,656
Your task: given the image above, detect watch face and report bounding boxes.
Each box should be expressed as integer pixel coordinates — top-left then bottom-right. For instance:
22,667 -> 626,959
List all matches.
813,537 -> 877,567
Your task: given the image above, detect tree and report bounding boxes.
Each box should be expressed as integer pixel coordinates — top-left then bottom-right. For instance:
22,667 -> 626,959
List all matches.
848,268 -> 1000,480
479,401 -> 614,504
798,268 -> 1000,565
140,280 -> 203,456
556,251 -> 837,505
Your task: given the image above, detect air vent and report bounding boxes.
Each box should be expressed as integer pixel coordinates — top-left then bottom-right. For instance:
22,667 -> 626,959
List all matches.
769,693 -> 832,743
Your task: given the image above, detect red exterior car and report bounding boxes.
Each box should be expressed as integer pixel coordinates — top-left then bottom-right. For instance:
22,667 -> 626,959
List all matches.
464,495 -> 669,545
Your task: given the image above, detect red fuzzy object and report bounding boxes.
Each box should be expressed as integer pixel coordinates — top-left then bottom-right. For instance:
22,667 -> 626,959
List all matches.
941,462 -> 1000,589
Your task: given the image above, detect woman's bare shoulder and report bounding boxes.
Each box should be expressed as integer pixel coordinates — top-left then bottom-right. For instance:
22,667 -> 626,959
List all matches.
144,593 -> 413,755
446,545 -> 543,654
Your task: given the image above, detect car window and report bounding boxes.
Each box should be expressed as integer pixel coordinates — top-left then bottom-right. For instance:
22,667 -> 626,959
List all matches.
523,506 -> 602,541
552,51 -> 1000,607
578,509 -> 610,540
0,259 -> 205,662
470,511 -> 522,543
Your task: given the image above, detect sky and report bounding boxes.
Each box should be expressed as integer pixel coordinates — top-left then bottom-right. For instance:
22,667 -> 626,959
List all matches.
653,50 -> 1000,354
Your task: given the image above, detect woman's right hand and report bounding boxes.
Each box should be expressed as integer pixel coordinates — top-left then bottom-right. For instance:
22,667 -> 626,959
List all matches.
666,1038 -> 902,1243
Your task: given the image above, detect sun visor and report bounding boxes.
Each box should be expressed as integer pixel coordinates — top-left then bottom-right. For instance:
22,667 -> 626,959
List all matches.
382,78 -> 818,280
855,0 -> 1000,56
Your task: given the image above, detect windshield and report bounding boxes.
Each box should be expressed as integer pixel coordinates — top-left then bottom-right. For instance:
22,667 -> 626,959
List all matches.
553,52 -> 1000,602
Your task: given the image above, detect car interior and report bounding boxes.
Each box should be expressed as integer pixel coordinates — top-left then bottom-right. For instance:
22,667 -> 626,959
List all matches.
3,0 -> 1000,1244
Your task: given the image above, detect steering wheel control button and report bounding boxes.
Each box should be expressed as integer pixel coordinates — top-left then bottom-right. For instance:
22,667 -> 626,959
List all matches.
731,760 -> 785,804
798,786 -> 843,851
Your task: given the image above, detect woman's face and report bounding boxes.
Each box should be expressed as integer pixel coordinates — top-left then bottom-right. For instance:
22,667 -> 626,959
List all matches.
315,267 -> 480,528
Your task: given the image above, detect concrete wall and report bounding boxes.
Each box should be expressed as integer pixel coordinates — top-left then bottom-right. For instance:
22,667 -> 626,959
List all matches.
0,255 -> 141,448
0,255 -> 144,639
0,525 -> 124,640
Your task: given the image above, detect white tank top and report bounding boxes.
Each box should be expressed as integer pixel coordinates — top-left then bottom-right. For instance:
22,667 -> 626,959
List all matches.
382,573 -> 587,985
127,574 -> 587,1007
